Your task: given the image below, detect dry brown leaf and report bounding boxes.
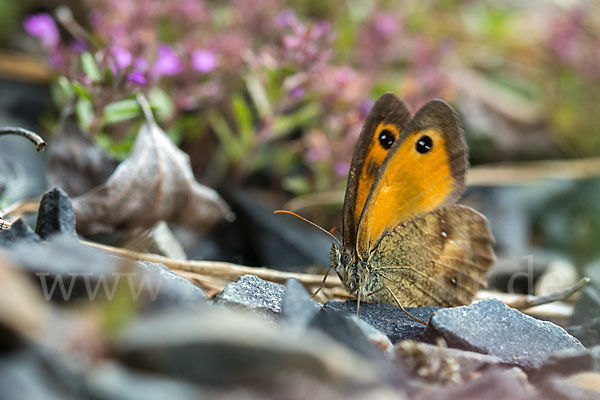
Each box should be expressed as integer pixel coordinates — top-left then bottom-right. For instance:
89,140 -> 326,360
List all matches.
49,112 -> 120,197
72,96 -> 233,234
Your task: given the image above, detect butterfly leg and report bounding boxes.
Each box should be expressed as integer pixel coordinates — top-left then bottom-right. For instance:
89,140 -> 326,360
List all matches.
385,285 -> 427,325
311,264 -> 333,299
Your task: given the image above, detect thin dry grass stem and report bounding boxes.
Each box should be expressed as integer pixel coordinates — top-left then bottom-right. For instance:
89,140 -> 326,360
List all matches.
0,199 -> 41,222
505,277 -> 590,310
82,240 -> 344,289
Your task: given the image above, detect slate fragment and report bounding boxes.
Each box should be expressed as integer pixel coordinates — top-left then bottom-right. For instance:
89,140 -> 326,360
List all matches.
5,235 -> 203,307
0,218 -> 41,248
35,187 -> 77,239
214,274 -> 285,318
87,362 -> 203,400
531,346 -> 600,381
423,298 -> 584,370
568,317 -> 600,348
323,301 -> 441,343
570,286 -> 600,326
279,278 -> 321,328
116,308 -> 386,388
136,261 -> 206,305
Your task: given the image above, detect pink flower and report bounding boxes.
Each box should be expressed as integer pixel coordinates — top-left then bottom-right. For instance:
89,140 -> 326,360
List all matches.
374,15 -> 399,38
192,49 -> 217,73
127,71 -> 146,85
23,13 -> 60,49
151,44 -> 183,78
276,10 -> 297,28
111,46 -> 133,71
335,161 -> 350,177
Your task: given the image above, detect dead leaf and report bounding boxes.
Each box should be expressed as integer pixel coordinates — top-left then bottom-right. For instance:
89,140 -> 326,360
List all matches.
49,111 -> 119,197
72,96 -> 233,234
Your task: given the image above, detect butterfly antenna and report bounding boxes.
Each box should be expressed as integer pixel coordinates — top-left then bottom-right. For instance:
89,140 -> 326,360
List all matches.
385,286 -> 427,326
274,210 -> 341,246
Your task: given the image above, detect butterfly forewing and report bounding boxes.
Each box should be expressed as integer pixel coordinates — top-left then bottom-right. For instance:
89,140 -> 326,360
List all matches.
355,99 -> 467,259
342,93 -> 411,251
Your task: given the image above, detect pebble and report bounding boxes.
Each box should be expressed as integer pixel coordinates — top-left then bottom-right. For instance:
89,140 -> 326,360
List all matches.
423,298 -> 583,370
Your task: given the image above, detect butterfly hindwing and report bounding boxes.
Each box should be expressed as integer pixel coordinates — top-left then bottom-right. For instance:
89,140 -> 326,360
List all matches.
342,93 -> 411,251
368,205 -> 496,306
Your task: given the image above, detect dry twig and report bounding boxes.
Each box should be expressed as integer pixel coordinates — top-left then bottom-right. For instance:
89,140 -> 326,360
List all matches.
0,127 -> 46,152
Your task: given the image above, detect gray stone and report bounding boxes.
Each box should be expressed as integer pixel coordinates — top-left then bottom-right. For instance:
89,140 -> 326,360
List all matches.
531,346 -> 600,380
570,286 -> 600,326
0,218 -> 41,248
568,317 -> 600,348
35,187 -> 77,239
136,261 -> 206,305
280,278 -> 321,328
424,298 -> 584,370
87,362 -> 202,400
323,301 -> 440,343
214,275 -> 285,318
116,307 -> 387,388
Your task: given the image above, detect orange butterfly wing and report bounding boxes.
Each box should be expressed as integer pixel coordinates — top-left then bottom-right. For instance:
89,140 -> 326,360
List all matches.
355,99 -> 467,259
342,94 -> 411,251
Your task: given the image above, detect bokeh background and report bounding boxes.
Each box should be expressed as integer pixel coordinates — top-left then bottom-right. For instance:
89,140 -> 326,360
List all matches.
1,0 -> 600,295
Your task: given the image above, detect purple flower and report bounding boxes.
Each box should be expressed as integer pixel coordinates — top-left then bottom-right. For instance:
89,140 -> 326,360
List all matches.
276,10 -> 297,28
289,86 -> 305,98
111,46 -> 132,71
374,15 -> 399,38
191,49 -> 217,73
23,13 -> 60,49
359,99 -> 373,119
335,161 -> 350,177
127,71 -> 147,85
151,44 -> 183,78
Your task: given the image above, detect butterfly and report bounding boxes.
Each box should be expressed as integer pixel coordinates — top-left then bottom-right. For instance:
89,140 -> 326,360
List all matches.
326,93 -> 496,308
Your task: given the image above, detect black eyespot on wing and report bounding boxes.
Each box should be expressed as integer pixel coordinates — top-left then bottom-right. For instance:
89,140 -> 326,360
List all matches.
416,135 -> 433,154
378,129 -> 395,150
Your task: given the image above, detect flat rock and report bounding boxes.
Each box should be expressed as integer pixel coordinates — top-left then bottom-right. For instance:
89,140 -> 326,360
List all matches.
568,317 -> 600,348
136,261 -> 206,305
87,361 -> 203,400
531,346 -> 600,381
116,307 -> 388,388
0,219 -> 41,248
323,301 -> 441,343
424,298 -> 584,370
35,187 -> 77,240
214,275 -> 285,318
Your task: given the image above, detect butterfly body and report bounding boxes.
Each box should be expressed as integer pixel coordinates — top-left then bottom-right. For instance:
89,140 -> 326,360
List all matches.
332,93 -> 495,307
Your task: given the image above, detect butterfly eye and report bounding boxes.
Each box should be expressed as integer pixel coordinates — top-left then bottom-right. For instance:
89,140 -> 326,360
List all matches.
416,135 -> 433,154
378,129 -> 395,150
341,253 -> 352,265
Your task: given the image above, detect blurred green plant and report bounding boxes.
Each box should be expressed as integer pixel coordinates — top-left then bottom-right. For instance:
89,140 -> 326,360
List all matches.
19,0 -> 600,195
